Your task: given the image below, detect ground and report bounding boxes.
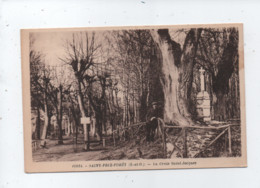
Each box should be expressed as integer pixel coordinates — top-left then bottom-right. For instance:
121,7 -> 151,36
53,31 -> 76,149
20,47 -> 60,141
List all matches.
32,123 -> 241,162
33,136 -> 110,162
32,135 -> 164,162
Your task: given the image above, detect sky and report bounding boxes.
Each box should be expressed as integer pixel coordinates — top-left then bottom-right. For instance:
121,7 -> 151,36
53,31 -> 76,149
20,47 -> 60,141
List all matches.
31,31 -> 68,66
29,28 -> 187,94
30,28 -> 187,67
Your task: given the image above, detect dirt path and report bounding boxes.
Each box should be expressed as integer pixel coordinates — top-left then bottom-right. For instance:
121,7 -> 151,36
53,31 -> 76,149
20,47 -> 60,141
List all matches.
32,136 -> 112,162
32,135 -> 164,162
32,123 -> 241,162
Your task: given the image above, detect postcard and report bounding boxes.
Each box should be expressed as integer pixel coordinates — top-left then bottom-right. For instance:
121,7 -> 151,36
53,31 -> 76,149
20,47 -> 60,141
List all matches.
21,23 -> 246,172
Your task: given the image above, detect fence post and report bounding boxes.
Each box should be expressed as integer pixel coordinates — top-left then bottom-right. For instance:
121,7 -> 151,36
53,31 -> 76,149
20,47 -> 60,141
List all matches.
113,132 -> 116,147
228,125 -> 232,156
183,127 -> 188,158
159,120 -> 167,158
102,138 -> 106,147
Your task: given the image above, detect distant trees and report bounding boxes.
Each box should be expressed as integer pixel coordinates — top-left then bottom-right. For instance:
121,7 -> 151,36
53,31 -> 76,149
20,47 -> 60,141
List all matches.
30,27 -> 240,142
30,35 -> 73,145
46,66 -> 73,144
151,27 -> 239,125
112,30 -> 159,125
196,28 -> 239,120
30,47 -> 44,140
30,51 -> 54,145
61,32 -> 122,141
30,35 -> 51,144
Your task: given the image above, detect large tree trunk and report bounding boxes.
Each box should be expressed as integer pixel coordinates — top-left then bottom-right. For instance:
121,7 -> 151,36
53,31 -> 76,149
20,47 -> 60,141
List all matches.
151,29 -> 201,126
57,86 -> 63,144
212,29 -> 238,121
40,85 -> 49,146
70,104 -> 79,144
95,111 -> 102,141
87,89 -> 102,141
139,93 -> 147,122
77,82 -> 86,117
102,103 -> 107,135
214,92 -> 227,121
77,81 -> 92,149
36,106 -> 41,139
179,29 -> 202,117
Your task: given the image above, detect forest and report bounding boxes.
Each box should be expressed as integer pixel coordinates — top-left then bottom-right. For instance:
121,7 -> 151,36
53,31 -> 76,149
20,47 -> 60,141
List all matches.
30,26 -> 241,161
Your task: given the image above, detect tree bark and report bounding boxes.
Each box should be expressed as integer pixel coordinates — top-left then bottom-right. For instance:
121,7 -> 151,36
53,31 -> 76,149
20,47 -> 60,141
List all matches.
40,82 -> 49,146
57,86 -> 63,144
179,29 -> 202,117
77,82 -> 86,117
95,111 -> 102,141
36,106 -> 41,139
212,29 -> 238,120
87,88 -> 103,141
70,103 -> 79,144
151,29 -> 201,126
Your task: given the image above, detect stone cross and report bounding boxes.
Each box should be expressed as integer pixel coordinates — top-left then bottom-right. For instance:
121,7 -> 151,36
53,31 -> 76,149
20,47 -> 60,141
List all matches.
199,67 -> 205,92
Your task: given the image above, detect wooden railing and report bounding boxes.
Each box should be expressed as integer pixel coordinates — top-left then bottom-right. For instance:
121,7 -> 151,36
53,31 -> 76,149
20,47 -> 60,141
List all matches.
157,118 -> 240,158
110,118 -> 240,158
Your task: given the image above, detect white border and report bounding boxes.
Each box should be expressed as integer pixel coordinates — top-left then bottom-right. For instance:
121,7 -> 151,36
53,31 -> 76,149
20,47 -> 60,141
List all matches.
0,0 -> 260,187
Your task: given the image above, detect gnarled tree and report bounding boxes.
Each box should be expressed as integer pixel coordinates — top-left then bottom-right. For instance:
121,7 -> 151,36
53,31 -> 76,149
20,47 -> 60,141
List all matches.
151,28 -> 202,126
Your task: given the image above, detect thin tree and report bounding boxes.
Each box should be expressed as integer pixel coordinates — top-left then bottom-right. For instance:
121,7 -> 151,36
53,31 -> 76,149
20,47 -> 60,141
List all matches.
61,32 -> 101,147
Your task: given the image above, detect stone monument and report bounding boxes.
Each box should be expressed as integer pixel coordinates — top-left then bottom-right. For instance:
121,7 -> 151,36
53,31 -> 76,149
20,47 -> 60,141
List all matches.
196,67 -> 211,122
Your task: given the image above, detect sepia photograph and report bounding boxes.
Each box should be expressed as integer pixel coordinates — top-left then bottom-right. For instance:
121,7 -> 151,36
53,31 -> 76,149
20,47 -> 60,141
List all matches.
21,24 -> 246,172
